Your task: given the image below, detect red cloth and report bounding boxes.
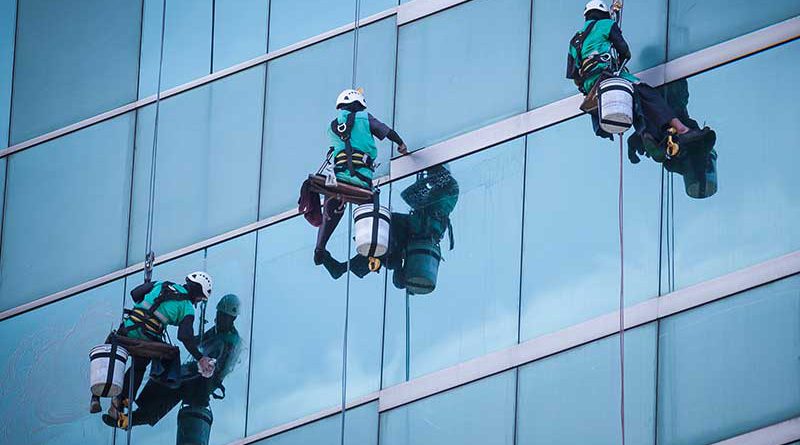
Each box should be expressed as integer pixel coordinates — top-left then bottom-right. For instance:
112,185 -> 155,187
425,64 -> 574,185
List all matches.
298,178 -> 323,227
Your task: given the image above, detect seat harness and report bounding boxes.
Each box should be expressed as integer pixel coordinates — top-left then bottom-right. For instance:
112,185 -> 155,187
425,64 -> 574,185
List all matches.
330,112 -> 375,185
122,282 -> 191,341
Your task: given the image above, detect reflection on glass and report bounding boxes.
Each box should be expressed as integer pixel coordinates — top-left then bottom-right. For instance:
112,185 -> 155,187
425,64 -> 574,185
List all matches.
395,0 -> 530,151
10,0 -> 141,143
0,281 -> 123,445
128,295 -> 244,445
315,166 -> 459,296
383,141 -> 524,386
516,324 -> 657,444
670,40 -> 800,288
627,79 -> 718,199
667,0 -> 800,60
254,401 -> 379,445
380,371 -> 516,445
0,114 -> 135,310
89,234 -> 255,445
658,276 -> 800,444
138,0 -> 213,97
212,0 -> 269,71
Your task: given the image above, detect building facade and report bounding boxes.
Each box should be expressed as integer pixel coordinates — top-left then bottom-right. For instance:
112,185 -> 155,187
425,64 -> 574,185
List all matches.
0,0 -> 799,444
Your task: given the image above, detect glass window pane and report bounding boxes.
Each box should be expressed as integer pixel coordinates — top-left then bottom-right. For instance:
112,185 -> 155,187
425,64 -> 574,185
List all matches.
139,0 -> 212,98
247,216 -> 350,432
0,280 -> 123,445
516,324 -> 657,444
382,140 -> 524,386
379,371 -> 516,445
10,0 -> 142,143
0,114 -> 135,310
520,118 -> 660,341
267,0 -> 395,51
530,0 -> 667,108
123,234 -> 256,445
212,0 -> 269,72
259,19 -> 396,217
658,275 -> 800,444
395,0 -> 531,151
670,40 -> 800,289
128,67 -> 264,260
254,402 -> 379,445
668,0 -> 800,59
0,0 -> 15,148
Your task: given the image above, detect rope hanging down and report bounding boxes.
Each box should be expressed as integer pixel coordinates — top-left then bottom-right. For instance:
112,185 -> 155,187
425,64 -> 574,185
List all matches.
339,2 -> 362,445
143,0 -> 169,284
610,2 -> 626,444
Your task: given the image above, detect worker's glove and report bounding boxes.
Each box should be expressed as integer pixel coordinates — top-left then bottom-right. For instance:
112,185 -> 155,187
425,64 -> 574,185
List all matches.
397,143 -> 408,155
198,356 -> 217,378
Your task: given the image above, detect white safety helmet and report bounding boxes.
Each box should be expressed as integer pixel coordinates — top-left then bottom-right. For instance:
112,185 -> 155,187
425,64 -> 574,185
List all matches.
186,271 -> 213,301
336,88 -> 366,108
584,0 -> 609,15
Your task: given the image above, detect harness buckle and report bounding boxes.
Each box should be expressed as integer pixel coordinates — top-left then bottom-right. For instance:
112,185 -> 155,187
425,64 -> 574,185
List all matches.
337,123 -> 347,133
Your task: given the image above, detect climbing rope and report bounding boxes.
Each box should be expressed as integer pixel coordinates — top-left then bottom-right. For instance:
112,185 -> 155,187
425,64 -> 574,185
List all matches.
617,136 -> 626,445
143,0 -> 169,284
610,2 -> 626,444
339,2 -> 363,444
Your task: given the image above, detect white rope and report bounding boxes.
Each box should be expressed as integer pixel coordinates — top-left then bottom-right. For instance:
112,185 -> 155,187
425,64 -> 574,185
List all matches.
617,136 -> 626,445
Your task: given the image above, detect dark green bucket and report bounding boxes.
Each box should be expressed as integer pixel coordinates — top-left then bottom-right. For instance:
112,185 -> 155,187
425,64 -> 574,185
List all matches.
404,240 -> 441,295
683,149 -> 717,199
177,405 -> 213,445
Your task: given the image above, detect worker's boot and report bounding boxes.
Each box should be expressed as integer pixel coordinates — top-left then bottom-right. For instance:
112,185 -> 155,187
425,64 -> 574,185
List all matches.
102,397 -> 130,429
89,395 -> 102,414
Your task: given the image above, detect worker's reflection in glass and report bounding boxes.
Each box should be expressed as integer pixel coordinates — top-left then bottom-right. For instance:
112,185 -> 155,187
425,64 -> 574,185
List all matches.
627,77 -> 719,199
320,164 -> 459,296
128,294 -> 243,444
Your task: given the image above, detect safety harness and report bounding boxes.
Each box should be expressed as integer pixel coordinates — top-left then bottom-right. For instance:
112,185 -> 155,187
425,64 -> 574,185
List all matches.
122,282 -> 191,341
570,20 -> 613,94
330,112 -> 375,185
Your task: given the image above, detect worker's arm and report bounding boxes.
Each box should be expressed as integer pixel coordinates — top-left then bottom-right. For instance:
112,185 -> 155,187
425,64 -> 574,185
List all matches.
177,315 -> 203,361
608,22 -> 631,64
130,281 -> 155,303
369,114 -> 408,154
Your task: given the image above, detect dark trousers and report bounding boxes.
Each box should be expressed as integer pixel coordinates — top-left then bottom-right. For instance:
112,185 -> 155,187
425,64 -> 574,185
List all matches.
315,196 -> 345,252
634,83 -> 676,133
119,355 -> 152,404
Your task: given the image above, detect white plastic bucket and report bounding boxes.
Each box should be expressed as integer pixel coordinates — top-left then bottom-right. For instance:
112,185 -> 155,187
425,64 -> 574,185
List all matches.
354,204 -> 391,257
89,343 -> 129,397
598,77 -> 634,134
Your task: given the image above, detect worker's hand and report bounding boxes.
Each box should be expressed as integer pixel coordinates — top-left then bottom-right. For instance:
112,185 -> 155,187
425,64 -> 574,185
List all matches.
198,356 -> 217,378
397,143 -> 408,155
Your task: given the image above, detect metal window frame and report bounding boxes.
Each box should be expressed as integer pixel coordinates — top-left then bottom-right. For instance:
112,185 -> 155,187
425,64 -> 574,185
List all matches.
714,417 -> 800,445
0,15 -> 797,322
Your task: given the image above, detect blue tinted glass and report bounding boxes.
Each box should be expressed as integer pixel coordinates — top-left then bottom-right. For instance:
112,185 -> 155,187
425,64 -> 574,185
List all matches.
123,234 -> 255,445
247,216 -> 350,432
0,280 -> 123,445
517,324 -> 657,444
267,0 -> 396,51
669,41 -> 800,289
395,0 -> 530,151
380,371 -> 516,445
10,0 -> 141,143
255,402 -> 378,445
520,118 -> 660,341
0,114 -> 135,309
658,275 -> 800,444
212,0 -> 269,72
0,0 -> 15,148
530,0 -> 667,108
382,141 -> 524,386
668,0 -> 800,59
259,19 -> 396,217
128,67 -> 264,261
139,0 -> 212,97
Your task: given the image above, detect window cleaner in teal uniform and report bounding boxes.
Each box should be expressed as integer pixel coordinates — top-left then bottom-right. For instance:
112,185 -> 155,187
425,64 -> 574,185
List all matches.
313,88 -> 408,267
98,272 -> 217,430
567,0 -> 705,152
